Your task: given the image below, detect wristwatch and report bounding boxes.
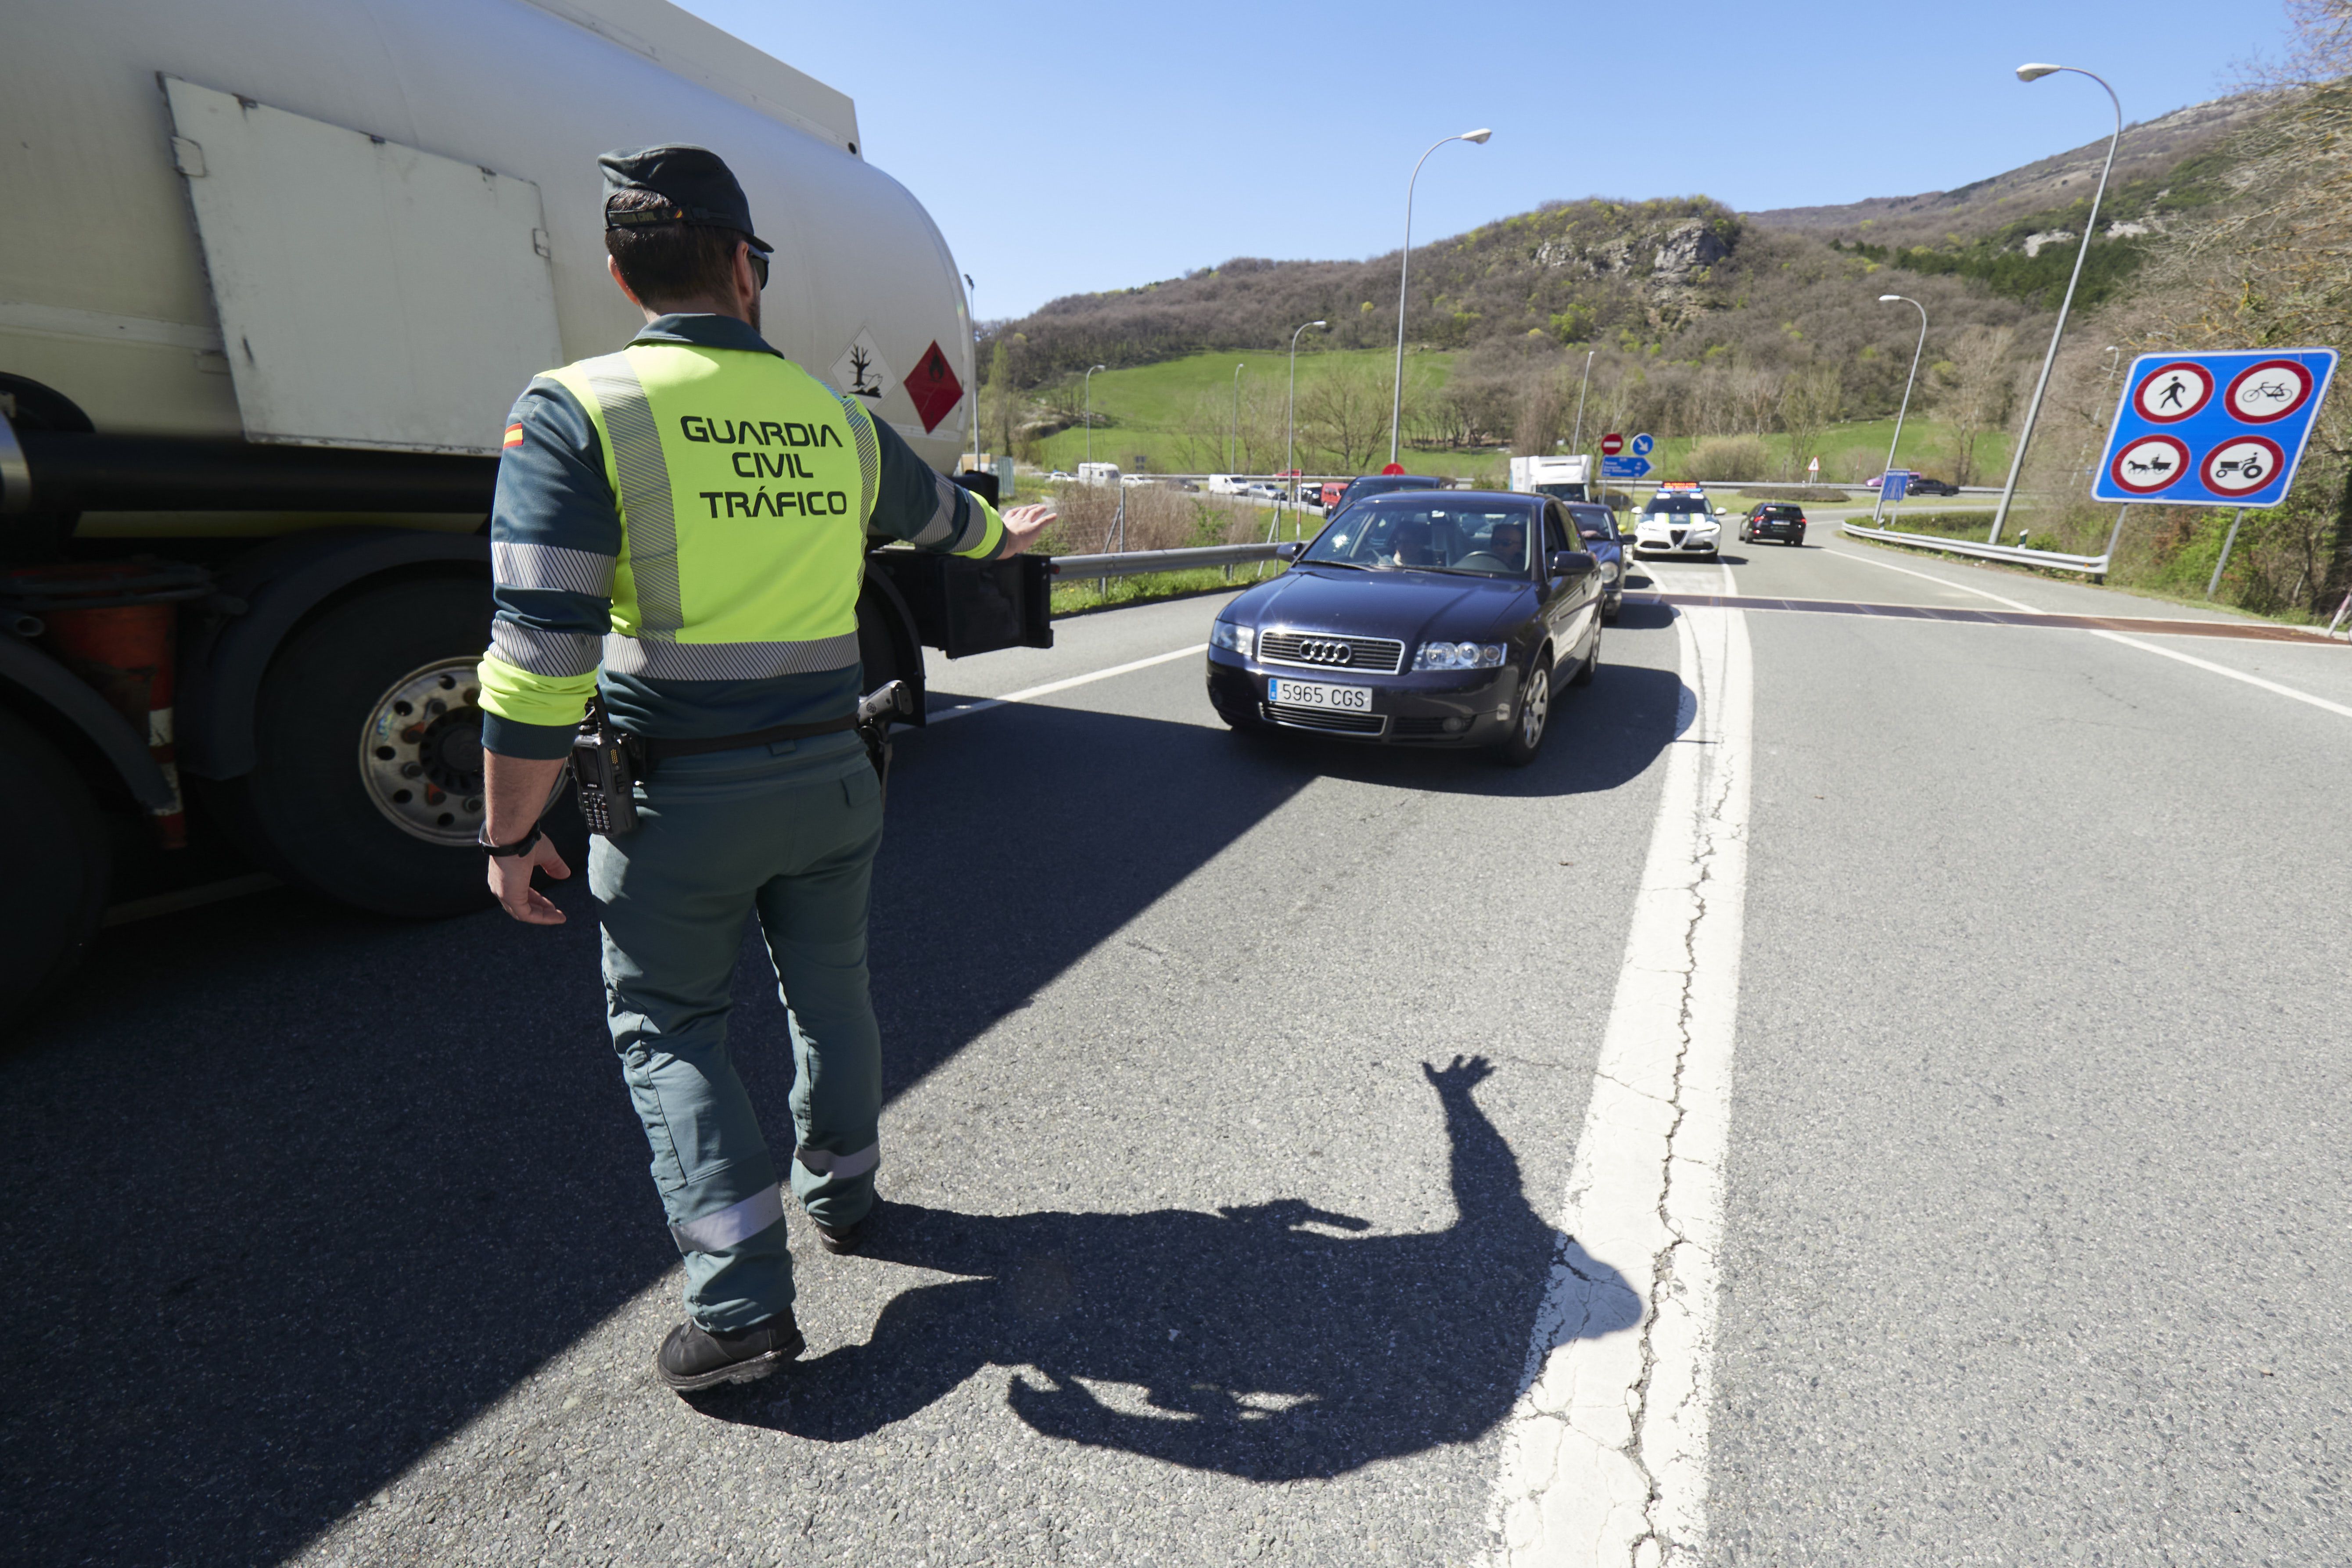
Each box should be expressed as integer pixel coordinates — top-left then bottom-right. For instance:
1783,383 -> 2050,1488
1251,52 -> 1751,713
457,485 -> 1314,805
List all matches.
479,825 -> 544,858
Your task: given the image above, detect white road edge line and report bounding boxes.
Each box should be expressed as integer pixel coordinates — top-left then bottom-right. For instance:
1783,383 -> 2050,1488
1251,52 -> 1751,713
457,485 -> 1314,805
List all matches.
1824,543 -> 2352,721
926,644 -> 1207,724
1488,600 -> 1753,1568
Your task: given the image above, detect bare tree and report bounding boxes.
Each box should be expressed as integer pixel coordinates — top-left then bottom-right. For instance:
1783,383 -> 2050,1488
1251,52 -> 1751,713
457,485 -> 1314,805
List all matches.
1512,366 -> 1566,456
1776,365 -> 1844,481
1298,359 -> 1397,471
1931,326 -> 2020,487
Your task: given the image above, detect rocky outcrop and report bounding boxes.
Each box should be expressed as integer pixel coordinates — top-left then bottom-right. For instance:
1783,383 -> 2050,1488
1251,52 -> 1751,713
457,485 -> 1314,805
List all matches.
1652,220 -> 1730,281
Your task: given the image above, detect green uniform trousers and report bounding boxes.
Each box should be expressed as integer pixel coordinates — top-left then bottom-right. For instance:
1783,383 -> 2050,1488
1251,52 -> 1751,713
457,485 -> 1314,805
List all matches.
589,730 -> 883,1333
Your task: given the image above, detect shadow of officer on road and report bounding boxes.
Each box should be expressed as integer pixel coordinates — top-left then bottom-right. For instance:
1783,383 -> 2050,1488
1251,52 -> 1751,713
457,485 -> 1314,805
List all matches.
695,1056 -> 1637,1480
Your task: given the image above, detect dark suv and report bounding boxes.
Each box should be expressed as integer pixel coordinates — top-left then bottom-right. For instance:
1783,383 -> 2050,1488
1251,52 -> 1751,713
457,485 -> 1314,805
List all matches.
1330,474 -> 1444,518
1740,502 -> 1807,546
1907,475 -> 1961,497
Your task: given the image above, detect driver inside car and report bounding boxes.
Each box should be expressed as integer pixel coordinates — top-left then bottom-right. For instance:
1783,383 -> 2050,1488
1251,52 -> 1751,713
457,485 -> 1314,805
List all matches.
1386,518 -> 1436,567
1486,520 -> 1526,568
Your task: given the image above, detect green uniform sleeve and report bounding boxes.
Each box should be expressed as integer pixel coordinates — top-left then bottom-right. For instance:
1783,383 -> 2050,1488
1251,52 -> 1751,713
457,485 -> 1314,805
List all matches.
862,406 -> 1007,561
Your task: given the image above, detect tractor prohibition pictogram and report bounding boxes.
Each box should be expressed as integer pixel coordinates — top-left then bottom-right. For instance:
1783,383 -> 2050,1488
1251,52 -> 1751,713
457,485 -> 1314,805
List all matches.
2202,436 -> 2286,498
2132,361 -> 2211,423
2108,434 -> 2190,495
2223,359 -> 2314,424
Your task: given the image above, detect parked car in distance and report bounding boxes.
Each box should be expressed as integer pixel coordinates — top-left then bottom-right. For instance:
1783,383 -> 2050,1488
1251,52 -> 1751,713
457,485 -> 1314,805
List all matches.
1631,483 -> 1724,558
1739,502 -> 1807,546
1204,490 -> 1605,765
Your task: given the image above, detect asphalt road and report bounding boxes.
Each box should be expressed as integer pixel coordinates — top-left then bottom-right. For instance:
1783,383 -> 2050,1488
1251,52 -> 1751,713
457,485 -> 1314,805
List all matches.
3,534 -> 2347,1566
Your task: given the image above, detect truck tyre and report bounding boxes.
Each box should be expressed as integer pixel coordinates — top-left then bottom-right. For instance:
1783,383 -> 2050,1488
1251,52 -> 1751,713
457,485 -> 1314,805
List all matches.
215,577 -> 513,918
0,708 -> 113,1025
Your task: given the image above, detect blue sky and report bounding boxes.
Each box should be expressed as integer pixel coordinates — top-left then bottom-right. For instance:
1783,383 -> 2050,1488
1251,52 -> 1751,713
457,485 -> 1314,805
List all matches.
677,0 -> 2293,319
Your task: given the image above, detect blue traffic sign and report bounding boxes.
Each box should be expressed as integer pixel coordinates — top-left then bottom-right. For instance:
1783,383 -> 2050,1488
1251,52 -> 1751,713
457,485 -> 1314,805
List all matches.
1601,455 -> 1652,480
1630,433 -> 1655,457
2092,349 -> 2337,508
1880,471 -> 1910,502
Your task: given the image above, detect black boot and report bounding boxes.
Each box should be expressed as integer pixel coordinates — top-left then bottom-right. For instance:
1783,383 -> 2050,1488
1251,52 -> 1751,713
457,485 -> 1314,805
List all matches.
655,1310 -> 805,1392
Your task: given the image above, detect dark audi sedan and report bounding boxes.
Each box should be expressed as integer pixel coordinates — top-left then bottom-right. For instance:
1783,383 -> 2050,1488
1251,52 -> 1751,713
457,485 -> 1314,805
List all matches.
1205,491 -> 1605,765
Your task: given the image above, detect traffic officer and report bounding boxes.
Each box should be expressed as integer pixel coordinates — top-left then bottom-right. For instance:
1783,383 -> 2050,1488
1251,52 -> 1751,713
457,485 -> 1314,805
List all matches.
474,146 -> 1052,1392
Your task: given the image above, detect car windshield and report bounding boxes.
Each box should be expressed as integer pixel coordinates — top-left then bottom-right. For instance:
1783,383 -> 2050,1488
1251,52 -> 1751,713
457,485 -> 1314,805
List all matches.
1645,492 -> 1709,516
1568,507 -> 1615,540
1302,501 -> 1536,577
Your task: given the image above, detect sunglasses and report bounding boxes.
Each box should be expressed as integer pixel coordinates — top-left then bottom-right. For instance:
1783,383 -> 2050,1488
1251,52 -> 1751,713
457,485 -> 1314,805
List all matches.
744,246 -> 769,290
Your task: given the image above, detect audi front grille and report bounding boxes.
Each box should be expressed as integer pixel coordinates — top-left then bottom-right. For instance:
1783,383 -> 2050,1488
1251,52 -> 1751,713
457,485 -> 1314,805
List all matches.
1257,631 -> 1407,675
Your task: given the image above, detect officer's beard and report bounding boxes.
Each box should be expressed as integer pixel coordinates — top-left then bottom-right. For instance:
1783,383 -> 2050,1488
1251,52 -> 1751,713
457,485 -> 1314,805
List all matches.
747,292 -> 760,334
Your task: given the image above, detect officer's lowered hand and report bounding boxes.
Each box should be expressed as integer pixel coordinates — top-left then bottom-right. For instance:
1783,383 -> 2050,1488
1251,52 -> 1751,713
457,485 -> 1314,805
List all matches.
996,503 -> 1056,557
488,833 -> 572,925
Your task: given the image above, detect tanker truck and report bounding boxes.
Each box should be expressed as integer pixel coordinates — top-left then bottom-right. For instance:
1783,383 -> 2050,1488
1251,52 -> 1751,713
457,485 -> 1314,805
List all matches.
0,0 -> 1049,1016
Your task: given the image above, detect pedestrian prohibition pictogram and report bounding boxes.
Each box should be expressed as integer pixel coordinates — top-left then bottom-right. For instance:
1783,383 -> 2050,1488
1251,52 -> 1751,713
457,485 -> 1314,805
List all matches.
2093,348 -> 2337,508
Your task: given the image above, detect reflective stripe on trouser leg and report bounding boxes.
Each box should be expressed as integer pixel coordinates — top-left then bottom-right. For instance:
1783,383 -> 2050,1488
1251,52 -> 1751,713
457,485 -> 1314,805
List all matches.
755,764 -> 887,1231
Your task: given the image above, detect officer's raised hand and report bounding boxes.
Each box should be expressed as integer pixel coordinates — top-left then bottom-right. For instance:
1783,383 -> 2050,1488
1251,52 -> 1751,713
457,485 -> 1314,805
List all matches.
997,502 -> 1055,555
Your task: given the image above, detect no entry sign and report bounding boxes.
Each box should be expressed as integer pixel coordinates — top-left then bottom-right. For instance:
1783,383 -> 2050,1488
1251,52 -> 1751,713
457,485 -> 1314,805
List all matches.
1599,433 -> 1624,456
2092,349 -> 2337,508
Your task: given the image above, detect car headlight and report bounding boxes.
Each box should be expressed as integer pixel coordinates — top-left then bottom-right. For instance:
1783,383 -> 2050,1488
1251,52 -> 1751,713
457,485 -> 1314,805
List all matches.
1210,620 -> 1253,657
1411,640 -> 1507,671
1604,560 -> 1622,581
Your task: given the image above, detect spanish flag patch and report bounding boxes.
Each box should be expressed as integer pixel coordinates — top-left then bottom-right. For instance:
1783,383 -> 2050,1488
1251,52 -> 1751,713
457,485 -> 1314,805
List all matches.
502,423 -> 525,449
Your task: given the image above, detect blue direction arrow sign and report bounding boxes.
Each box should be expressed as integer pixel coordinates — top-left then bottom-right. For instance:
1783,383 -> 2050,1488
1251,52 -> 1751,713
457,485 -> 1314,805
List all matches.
1630,433 -> 1655,457
2093,348 -> 2337,507
1601,455 -> 1652,480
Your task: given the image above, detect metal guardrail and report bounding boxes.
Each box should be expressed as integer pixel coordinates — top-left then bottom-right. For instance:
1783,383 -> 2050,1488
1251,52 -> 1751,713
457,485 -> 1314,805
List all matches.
1047,542 -> 1286,579
1842,521 -> 2108,575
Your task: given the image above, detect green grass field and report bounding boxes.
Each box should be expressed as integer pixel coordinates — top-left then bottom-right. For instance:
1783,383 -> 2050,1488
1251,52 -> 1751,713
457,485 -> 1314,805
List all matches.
1016,348 -> 2012,493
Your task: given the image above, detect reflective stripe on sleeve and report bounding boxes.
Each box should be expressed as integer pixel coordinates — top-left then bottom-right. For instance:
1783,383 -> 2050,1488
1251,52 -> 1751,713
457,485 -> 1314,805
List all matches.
602,630 -> 860,680
911,472 -> 961,548
951,491 -> 1002,558
668,1184 -> 786,1256
492,541 -> 617,597
794,1141 -> 880,1180
582,354 -> 684,635
488,619 -> 603,677
835,393 -> 880,525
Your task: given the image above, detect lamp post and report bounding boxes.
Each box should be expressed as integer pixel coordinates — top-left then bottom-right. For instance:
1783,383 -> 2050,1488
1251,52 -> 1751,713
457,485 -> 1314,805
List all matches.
1286,320 -> 1326,535
1989,63 -> 2122,546
1231,361 -> 1246,474
1083,362 -> 1106,470
1570,347 -> 1595,495
1873,294 -> 1928,524
1390,128 -> 1493,467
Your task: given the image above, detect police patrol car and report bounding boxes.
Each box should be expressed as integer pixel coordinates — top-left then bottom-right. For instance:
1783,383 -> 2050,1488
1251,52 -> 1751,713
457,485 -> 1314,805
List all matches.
1631,482 -> 1725,558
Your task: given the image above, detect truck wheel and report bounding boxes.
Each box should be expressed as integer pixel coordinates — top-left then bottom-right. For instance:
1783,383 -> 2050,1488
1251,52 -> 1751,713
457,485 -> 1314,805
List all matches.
219,577 -> 513,918
0,708 -> 113,1024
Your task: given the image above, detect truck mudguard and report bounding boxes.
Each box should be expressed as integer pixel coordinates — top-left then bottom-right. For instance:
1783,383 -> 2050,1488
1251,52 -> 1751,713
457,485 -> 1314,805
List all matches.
0,630 -> 175,808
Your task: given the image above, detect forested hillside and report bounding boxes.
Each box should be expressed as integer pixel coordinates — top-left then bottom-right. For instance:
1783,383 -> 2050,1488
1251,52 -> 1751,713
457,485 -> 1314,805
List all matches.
978,83 -> 2285,485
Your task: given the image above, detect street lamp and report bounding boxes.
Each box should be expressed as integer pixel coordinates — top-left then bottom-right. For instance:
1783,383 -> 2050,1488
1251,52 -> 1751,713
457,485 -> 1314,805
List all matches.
1989,63 -> 2122,546
1390,128 -> 1492,467
1231,361 -> 1246,473
1873,294 -> 1928,524
1286,321 -> 1326,529
1083,362 -> 1106,470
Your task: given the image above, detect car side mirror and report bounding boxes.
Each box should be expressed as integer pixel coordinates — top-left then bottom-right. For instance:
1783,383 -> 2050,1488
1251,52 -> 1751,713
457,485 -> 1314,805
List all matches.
1275,541 -> 1303,561
1549,549 -> 1596,577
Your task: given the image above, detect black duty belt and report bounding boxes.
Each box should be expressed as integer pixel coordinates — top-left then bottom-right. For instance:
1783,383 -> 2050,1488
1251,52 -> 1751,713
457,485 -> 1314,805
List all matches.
621,714 -> 859,768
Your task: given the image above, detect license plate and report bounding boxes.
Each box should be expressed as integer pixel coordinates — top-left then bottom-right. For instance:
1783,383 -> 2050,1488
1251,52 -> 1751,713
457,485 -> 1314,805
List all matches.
1269,677 -> 1372,711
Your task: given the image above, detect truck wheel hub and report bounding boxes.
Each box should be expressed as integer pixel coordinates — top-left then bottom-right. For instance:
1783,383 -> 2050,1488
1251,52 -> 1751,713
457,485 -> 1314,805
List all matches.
360,658 -> 488,845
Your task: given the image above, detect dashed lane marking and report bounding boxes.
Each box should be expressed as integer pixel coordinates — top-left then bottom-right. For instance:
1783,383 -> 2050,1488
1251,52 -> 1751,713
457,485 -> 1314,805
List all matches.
1488,599 -> 1753,1567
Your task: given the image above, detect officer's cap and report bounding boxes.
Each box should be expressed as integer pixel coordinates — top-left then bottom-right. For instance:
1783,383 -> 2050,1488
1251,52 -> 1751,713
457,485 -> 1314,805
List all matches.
598,145 -> 772,254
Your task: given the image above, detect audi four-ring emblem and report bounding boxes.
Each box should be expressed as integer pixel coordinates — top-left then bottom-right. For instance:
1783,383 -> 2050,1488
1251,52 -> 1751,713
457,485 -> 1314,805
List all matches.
1300,639 -> 1353,664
